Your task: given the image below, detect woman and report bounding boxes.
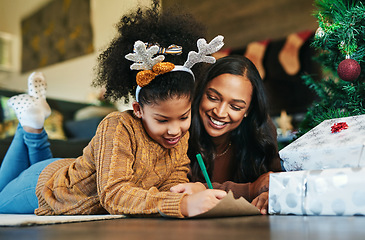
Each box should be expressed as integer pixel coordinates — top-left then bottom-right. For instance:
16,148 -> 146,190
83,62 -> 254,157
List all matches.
185,55 -> 282,213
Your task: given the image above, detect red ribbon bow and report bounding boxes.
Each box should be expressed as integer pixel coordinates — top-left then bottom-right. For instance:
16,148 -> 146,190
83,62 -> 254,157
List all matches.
331,122 -> 348,133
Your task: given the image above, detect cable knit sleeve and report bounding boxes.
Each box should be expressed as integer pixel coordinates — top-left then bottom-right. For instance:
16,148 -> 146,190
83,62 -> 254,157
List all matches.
94,112 -> 187,218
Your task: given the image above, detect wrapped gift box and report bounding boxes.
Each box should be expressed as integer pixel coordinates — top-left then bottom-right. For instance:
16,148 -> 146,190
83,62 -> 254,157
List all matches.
268,167 -> 365,216
280,114 -> 365,171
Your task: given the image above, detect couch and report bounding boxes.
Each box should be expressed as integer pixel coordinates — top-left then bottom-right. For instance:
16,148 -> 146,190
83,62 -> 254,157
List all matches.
0,89 -> 117,165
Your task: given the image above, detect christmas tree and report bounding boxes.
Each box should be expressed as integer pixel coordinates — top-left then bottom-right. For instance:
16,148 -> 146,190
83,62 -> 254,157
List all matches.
299,0 -> 365,135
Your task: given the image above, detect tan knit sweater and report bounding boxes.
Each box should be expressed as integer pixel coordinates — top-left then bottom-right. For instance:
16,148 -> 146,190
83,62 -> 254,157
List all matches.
35,110 -> 190,218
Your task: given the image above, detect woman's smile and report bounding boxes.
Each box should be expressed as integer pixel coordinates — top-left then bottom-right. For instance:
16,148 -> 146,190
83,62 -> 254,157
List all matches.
209,115 -> 228,128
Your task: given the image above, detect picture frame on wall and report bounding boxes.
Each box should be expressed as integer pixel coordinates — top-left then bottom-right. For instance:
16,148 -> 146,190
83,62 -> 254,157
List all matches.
21,0 -> 94,73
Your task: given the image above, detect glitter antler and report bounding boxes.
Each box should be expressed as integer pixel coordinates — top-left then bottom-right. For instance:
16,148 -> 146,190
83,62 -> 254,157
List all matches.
125,35 -> 224,102
125,40 -> 165,70
125,40 -> 176,87
184,35 -> 224,69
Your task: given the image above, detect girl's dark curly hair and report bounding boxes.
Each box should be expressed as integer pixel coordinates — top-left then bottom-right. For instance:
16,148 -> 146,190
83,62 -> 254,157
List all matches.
93,0 -> 206,105
188,55 -> 279,183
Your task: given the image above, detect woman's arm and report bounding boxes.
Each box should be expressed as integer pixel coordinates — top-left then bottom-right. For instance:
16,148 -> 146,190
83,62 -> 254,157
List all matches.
211,181 -> 251,200
184,170 -> 271,202
171,181 -> 253,201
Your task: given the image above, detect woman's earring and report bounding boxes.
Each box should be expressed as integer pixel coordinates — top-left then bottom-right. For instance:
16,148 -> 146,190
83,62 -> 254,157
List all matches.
244,113 -> 247,118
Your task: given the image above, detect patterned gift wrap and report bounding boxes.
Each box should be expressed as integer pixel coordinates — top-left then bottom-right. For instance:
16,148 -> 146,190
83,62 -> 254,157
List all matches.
268,167 -> 365,216
280,114 -> 365,171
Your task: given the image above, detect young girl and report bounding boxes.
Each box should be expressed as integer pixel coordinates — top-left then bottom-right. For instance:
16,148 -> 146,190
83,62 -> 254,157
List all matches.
172,56 -> 282,214
0,2 -> 226,218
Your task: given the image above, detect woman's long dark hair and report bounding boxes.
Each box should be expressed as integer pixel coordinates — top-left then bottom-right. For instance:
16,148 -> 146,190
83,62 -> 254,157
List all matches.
188,55 -> 278,183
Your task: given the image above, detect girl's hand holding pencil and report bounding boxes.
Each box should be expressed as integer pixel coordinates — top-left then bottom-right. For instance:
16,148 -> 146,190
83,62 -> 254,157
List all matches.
171,154 -> 213,195
171,154 -> 227,217
179,189 -> 227,217
171,182 -> 227,217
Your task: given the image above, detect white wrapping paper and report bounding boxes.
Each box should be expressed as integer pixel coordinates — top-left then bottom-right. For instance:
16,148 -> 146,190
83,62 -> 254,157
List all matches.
280,114 -> 365,171
269,167 -> 365,216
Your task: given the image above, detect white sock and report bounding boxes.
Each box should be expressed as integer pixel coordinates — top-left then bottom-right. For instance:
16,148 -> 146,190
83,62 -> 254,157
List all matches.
7,72 -> 51,129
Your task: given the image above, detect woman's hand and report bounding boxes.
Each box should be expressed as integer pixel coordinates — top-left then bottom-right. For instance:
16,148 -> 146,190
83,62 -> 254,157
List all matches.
170,182 -> 206,194
180,189 -> 227,217
251,192 -> 268,215
249,171 -> 272,199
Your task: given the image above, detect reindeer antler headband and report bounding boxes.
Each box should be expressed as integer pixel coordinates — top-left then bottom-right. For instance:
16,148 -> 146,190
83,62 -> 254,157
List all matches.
125,35 -> 224,102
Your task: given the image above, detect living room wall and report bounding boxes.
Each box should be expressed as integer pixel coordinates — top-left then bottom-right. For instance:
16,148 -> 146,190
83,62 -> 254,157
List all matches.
0,0 -> 151,106
162,0 -> 317,49
0,0 -> 317,108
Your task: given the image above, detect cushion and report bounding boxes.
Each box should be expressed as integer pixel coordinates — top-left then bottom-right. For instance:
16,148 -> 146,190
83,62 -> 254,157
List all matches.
0,119 -> 18,139
0,96 -> 17,122
0,109 -> 67,140
64,117 -> 103,139
44,110 -> 67,140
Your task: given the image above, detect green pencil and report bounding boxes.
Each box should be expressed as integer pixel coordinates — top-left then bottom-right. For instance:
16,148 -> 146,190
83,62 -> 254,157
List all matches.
196,154 -> 213,189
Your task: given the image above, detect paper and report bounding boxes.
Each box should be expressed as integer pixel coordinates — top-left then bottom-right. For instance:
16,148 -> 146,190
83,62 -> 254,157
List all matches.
1,191 -> 260,226
192,191 -> 260,218
0,214 -> 125,227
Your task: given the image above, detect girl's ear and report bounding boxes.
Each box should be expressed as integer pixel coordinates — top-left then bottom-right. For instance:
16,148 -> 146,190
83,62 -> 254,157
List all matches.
132,101 -> 142,118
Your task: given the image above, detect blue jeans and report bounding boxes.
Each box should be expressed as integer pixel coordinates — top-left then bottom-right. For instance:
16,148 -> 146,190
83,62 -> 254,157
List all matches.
0,125 -> 59,213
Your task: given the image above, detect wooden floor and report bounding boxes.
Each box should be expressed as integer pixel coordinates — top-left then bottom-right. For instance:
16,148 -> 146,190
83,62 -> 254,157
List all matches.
1,215 -> 365,240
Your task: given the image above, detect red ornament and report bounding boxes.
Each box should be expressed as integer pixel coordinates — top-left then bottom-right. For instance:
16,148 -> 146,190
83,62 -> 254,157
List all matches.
337,58 -> 361,82
331,122 -> 348,133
